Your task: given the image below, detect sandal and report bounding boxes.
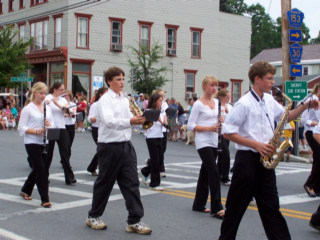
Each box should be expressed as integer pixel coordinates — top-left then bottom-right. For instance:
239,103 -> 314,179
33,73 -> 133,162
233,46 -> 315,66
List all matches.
192,208 -> 210,213
19,192 -> 32,200
211,210 -> 225,220
41,202 -> 52,208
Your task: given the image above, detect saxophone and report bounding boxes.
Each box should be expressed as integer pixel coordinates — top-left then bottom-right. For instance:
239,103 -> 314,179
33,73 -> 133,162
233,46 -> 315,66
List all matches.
128,96 -> 153,130
260,88 -> 293,169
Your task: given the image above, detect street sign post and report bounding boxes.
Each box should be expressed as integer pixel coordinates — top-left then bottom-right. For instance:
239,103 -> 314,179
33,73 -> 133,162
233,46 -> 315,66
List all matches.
10,77 -> 33,82
285,81 -> 307,101
289,43 -> 303,63
290,64 -> 303,77
287,8 -> 304,28
289,29 -> 302,42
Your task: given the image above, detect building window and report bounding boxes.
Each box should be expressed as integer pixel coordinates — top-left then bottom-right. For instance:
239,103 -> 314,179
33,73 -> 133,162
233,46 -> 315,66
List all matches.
184,69 -> 197,99
190,27 -> 203,59
231,79 -> 242,103
138,21 -> 153,52
303,66 -> 308,76
54,16 -> 62,48
75,13 -> 92,49
18,23 -> 25,41
30,18 -> 48,51
31,0 -> 47,6
109,17 -> 125,52
9,0 -> 14,12
71,60 -> 94,100
19,0 -> 25,8
50,62 -> 64,86
165,24 -> 179,57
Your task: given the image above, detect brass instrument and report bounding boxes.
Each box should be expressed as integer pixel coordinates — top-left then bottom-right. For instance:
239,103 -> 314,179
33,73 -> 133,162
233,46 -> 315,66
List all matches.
260,87 -> 293,169
42,102 -> 47,154
128,96 -> 153,129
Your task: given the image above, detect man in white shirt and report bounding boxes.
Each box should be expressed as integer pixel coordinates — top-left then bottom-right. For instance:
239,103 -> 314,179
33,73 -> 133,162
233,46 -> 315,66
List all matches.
219,61 -> 319,240
86,67 -> 152,235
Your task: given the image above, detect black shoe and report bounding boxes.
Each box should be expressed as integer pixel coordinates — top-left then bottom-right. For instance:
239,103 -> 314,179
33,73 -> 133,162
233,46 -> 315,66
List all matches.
309,221 -> 320,231
66,178 -> 77,185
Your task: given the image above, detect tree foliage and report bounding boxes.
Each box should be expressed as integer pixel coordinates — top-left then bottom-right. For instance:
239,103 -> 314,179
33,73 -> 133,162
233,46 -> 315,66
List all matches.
0,25 -> 33,87
220,0 -> 311,59
127,42 -> 168,95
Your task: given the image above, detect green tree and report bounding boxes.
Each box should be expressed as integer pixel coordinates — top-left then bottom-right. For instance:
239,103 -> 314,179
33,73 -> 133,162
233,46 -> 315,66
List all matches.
220,0 -> 247,15
310,34 -> 320,44
0,25 -> 33,87
127,42 -> 168,95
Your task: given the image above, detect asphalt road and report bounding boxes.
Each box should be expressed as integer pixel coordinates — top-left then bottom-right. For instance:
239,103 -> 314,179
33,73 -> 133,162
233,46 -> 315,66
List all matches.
0,130 -> 319,240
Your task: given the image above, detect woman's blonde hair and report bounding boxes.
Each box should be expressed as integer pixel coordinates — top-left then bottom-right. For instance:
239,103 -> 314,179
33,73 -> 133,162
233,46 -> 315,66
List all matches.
202,75 -> 218,88
65,89 -> 73,100
311,83 -> 320,95
29,82 -> 48,102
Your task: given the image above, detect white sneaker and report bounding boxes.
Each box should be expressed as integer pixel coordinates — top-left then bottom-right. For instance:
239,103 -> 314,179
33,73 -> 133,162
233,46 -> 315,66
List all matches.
139,170 -> 150,185
149,186 -> 164,191
81,128 -> 85,132
86,217 -> 107,230
160,172 -> 166,178
126,221 -> 152,235
222,180 -> 231,186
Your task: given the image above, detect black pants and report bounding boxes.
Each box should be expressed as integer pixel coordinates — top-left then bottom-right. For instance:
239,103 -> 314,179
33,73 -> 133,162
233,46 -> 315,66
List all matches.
311,204 -> 320,226
47,128 -> 75,182
21,144 -> 49,203
217,136 -> 230,182
219,150 -> 291,240
87,126 -> 99,173
141,138 -> 163,187
192,147 -> 223,214
305,131 -> 320,193
65,124 -> 75,161
160,132 -> 167,172
88,142 -> 144,224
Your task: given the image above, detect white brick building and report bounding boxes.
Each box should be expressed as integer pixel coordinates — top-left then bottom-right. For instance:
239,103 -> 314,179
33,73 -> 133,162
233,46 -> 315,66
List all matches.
0,0 -> 251,104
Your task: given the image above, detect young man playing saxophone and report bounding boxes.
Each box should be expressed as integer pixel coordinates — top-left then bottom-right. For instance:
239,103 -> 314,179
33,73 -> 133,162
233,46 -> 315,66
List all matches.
86,67 -> 152,235
219,61 -> 319,240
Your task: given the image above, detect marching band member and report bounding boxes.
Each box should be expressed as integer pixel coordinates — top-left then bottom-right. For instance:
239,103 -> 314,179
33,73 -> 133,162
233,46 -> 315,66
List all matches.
86,86 -> 108,176
187,75 -> 225,219
18,82 -> 54,208
64,90 -> 77,161
140,92 -> 167,191
86,67 -> 152,234
45,82 -> 76,185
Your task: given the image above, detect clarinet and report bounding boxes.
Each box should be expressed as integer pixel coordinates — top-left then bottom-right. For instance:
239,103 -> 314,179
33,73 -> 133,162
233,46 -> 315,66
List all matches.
217,96 -> 222,153
42,102 -> 47,154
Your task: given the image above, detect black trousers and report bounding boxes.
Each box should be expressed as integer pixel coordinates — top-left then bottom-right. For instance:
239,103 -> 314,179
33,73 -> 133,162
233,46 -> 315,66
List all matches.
193,147 -> 223,214
47,128 -> 75,182
219,150 -> 291,240
311,204 -> 320,226
305,131 -> 320,193
21,144 -> 49,203
88,142 -> 144,224
141,138 -> 163,187
65,124 -> 75,148
217,136 -> 230,182
160,132 -> 167,172
87,126 -> 99,173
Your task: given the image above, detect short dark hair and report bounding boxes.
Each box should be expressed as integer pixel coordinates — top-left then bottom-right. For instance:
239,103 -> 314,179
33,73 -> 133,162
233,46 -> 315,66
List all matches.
104,67 -> 125,87
248,61 -> 276,84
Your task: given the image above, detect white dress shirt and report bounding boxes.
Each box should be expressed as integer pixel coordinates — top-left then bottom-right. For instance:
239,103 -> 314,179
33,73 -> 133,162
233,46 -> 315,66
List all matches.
222,90 -> 284,152
45,94 -> 67,129
88,102 -> 99,128
187,98 -> 219,150
301,94 -> 319,132
64,101 -> 76,125
97,89 -> 132,143
145,110 -> 165,139
18,102 -> 54,144
161,101 -> 169,132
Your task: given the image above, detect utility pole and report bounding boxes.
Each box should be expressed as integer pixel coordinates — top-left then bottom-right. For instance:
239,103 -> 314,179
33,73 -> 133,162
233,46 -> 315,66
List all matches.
281,0 -> 291,91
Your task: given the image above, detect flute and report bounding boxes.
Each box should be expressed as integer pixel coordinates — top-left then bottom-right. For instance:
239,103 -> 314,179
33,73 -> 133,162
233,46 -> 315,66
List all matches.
42,102 -> 47,154
217,96 -> 222,153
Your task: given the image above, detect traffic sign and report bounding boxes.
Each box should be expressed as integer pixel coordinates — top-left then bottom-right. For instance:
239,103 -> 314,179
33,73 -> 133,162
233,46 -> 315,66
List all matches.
290,64 -> 302,77
289,29 -> 302,42
289,43 -> 303,63
285,81 -> 307,101
287,8 -> 304,28
11,77 -> 33,82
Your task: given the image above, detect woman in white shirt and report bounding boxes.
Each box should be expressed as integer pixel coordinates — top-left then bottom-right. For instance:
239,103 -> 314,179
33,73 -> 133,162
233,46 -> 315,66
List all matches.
64,90 -> 77,159
87,87 -> 108,176
187,75 -> 225,219
140,92 -> 167,191
216,89 -> 233,186
18,82 -> 54,208
45,82 -> 76,185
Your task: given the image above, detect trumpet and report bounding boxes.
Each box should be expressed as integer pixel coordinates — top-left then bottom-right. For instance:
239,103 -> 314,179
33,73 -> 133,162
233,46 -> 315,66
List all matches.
127,95 -> 153,129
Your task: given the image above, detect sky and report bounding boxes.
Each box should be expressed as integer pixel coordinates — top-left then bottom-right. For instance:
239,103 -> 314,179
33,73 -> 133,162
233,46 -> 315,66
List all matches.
243,0 -> 320,39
